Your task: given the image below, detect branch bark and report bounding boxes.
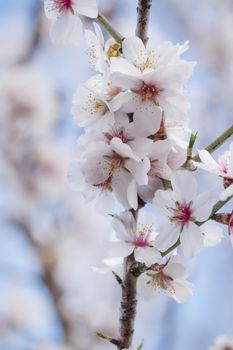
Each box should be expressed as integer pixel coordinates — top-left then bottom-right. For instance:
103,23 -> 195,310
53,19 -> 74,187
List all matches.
11,219 -> 80,350
135,0 -> 153,45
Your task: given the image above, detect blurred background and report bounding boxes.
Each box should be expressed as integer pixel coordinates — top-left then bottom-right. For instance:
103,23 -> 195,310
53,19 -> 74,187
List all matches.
0,1 -> 233,349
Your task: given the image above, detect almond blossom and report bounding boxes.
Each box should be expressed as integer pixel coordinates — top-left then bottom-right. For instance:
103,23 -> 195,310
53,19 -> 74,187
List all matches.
145,255 -> 194,303
209,335 -> 233,350
109,210 -> 161,266
195,142 -> 233,201
153,171 -> 214,259
44,0 -> 98,44
85,23 -> 121,73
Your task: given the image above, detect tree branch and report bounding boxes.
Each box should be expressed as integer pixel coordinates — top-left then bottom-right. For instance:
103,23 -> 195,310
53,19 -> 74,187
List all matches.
11,219 -> 80,350
192,123 -> 233,162
135,0 -> 153,45
97,12 -> 124,44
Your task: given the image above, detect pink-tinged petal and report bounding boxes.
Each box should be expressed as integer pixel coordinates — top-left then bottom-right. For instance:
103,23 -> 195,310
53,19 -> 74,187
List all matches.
127,179 -> 138,210
171,170 -> 197,202
50,12 -> 83,45
197,149 -> 221,175
110,57 -> 140,76
201,223 -> 223,247
126,158 -> 150,186
153,189 -> 174,215
108,241 -> 133,258
135,246 -> 161,266
110,137 -> 139,161
220,183 -> 233,201
180,222 -> 203,259
44,0 -> 60,19
122,36 -> 146,65
133,103 -> 162,137
192,191 -> 214,222
156,223 -> 180,252
75,0 -> 98,18
166,280 -> 194,303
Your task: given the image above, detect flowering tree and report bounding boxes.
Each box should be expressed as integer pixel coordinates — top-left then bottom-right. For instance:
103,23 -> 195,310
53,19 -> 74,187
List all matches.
42,0 -> 233,349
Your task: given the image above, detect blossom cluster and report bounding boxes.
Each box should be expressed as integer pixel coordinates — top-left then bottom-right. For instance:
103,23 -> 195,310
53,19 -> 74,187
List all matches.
44,0 -> 232,304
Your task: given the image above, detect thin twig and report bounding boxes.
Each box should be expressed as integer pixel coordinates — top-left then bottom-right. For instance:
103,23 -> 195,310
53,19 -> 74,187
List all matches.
192,123 -> 233,162
135,0 -> 153,45
97,12 -> 124,44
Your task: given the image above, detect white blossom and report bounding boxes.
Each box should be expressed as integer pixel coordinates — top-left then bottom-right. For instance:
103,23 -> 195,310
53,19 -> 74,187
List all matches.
109,210 -> 161,265
145,255 -> 194,303
194,143 -> 233,201
44,0 -> 98,44
153,171 -> 214,259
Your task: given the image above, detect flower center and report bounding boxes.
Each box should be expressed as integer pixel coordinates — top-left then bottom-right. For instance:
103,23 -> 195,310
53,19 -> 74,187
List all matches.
94,176 -> 113,192
139,83 -> 160,102
54,0 -> 74,13
104,128 -> 129,144
224,177 -> 233,189
148,269 -> 173,290
107,43 -> 121,59
133,233 -> 149,248
170,202 -> 193,224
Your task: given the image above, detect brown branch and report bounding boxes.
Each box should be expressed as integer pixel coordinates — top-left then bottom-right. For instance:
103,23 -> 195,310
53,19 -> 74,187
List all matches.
135,0 -> 153,45
11,219 -> 80,350
118,253 -> 138,350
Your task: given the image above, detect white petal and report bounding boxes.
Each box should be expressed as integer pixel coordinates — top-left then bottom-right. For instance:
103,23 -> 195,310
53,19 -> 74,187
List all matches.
126,158 -> 150,186
108,241 -> 133,258
166,280 -> 194,303
197,149 -> 221,174
171,170 -> 197,202
220,184 -> 233,201
201,223 -> 223,247
153,189 -> 174,215
75,0 -> 98,18
180,222 -> 203,259
134,103 -> 162,137
127,179 -> 138,210
112,216 -> 132,241
156,223 -> 180,252
110,137 -> 139,161
50,12 -> 83,45
110,57 -> 140,76
192,191 -> 214,222
135,247 -> 161,266
122,36 -> 146,65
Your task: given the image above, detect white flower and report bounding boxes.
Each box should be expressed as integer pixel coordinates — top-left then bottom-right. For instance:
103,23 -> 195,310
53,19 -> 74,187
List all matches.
44,0 -> 98,44
209,335 -> 233,350
153,171 -> 214,259
85,23 -> 121,72
109,37 -> 195,133
72,75 -> 131,131
121,36 -> 191,73
138,139 -> 186,203
145,255 -> 194,303
195,143 -> 233,201
109,210 -> 161,265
